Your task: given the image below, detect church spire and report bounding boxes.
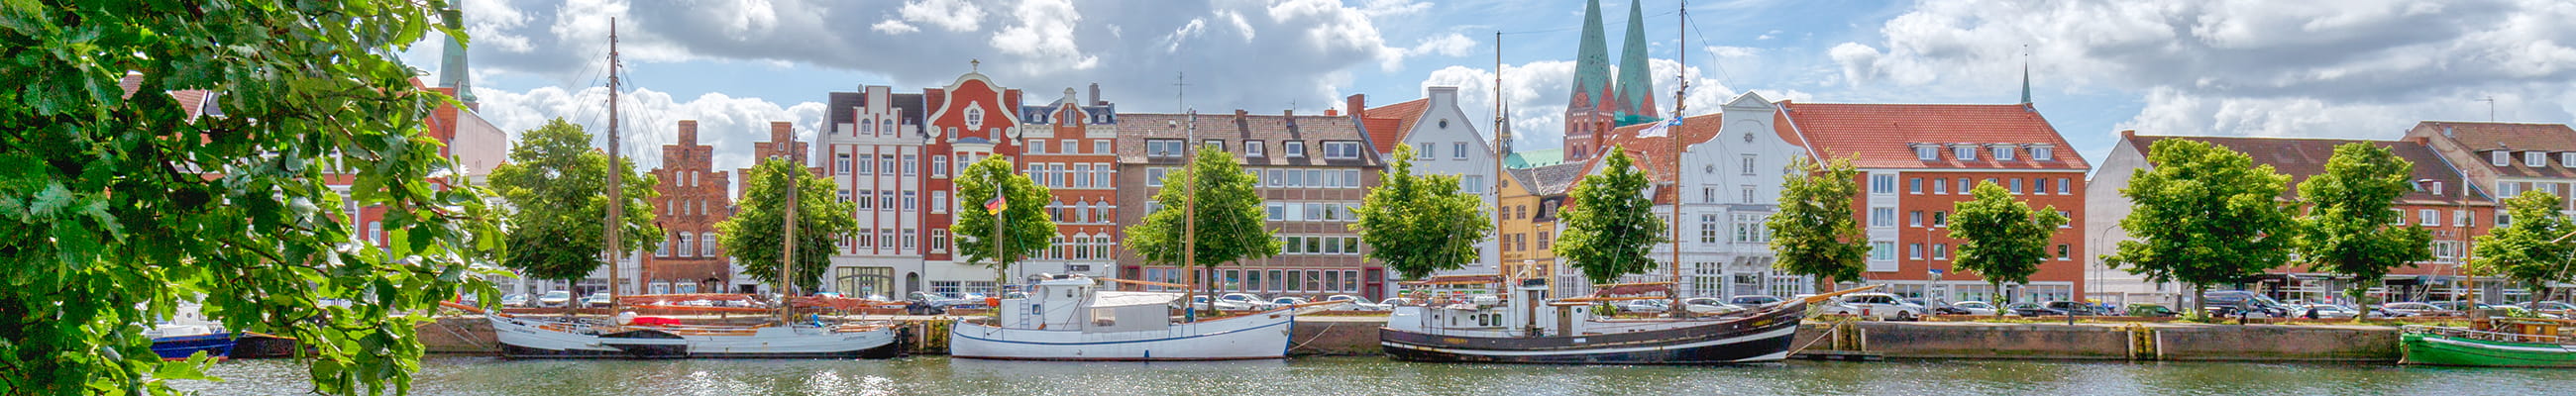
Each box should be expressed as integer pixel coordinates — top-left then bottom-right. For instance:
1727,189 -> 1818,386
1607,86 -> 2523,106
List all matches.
2018,46 -> 2031,105
1612,0 -> 1658,123
1561,0 -> 1615,160
438,2 -> 476,108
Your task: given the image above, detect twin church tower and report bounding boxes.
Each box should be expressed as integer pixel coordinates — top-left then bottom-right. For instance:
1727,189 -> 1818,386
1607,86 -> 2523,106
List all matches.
1561,0 -> 1662,161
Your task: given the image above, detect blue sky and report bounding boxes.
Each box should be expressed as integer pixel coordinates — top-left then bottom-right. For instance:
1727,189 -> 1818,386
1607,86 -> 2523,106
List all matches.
405,0 -> 2576,173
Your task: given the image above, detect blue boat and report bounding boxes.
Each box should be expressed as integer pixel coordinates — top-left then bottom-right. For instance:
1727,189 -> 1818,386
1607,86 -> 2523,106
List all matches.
151,334 -> 237,360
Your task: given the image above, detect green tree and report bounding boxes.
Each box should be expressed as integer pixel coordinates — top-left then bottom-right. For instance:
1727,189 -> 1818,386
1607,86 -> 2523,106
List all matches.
1951,181 -> 2069,315
1769,156 -> 1869,294
486,119 -> 661,285
1354,145 -> 1493,280
717,158 -> 856,294
0,1 -> 504,394
952,154 -> 1058,290
1556,148 -> 1665,285
2472,191 -> 2576,300
2295,143 -> 2432,318
2105,139 -> 2299,316
1127,148 -> 1278,309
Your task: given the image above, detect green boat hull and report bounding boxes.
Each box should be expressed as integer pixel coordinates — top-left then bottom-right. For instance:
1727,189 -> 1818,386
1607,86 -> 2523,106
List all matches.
2401,332 -> 2576,367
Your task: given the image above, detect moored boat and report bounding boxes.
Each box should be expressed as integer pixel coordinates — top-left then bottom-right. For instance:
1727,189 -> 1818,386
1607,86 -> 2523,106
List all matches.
949,274 -> 1338,361
1380,279 -> 1869,364
2401,319 -> 2576,367
483,311 -> 904,359
148,325 -> 237,361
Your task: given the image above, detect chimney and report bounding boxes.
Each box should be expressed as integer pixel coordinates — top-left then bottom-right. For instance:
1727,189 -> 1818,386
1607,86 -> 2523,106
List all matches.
677,120 -> 699,145
2119,129 -> 2135,140
1088,83 -> 1102,105
1283,109 -> 1295,117
1326,109 -> 1340,117
1234,109 -> 1248,118
1344,94 -> 1367,119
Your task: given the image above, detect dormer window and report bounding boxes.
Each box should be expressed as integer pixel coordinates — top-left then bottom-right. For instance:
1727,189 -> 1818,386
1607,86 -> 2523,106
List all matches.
2527,151 -> 2546,167
2494,150 -> 2511,166
1991,145 -> 2016,161
1914,145 -> 1939,160
2562,152 -> 2576,167
2031,146 -> 2055,160
1953,145 -> 1978,160
2424,181 -> 2444,195
1286,141 -> 1307,157
1245,141 -> 1266,156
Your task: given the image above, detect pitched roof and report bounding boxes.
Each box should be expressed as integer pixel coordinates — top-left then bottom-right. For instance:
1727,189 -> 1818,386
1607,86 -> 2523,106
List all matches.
1363,98 -> 1430,154
1599,113 -> 1726,184
2125,134 -> 2488,206
1777,102 -> 2089,171
1506,161 -> 1591,196
1504,148 -> 1566,168
2422,121 -> 2576,152
1114,112 -> 1383,167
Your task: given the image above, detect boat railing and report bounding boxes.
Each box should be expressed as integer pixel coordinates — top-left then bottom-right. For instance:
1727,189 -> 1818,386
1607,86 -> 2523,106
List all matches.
2404,325 -> 2566,345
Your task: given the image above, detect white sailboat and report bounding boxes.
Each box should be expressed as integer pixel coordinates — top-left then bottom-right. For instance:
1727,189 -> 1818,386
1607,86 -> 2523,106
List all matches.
480,19 -> 901,359
948,274 -> 1333,361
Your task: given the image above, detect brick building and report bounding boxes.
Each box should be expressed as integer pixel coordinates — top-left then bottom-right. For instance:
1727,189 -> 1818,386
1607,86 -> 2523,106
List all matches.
1778,102 -> 2092,304
2399,121 -> 2574,302
644,120 -> 734,294
1015,85 -> 1123,280
917,69 -> 1025,296
1115,110 -> 1391,299
731,121 -> 813,293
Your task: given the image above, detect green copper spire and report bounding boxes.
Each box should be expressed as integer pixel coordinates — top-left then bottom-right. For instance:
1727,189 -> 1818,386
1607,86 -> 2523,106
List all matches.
1567,0 -> 1613,114
1612,0 -> 1658,123
439,3 -> 476,107
2019,59 -> 2032,105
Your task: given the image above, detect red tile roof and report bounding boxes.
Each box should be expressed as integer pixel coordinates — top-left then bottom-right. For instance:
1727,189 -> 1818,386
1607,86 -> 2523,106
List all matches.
1362,98 -> 1429,155
1599,112 -> 1726,184
2415,121 -> 2576,178
2125,134 -> 2488,206
1776,102 -> 2089,171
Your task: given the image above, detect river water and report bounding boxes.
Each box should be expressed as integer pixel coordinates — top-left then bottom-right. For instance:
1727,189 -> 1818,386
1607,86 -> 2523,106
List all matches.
177,356 -> 2572,395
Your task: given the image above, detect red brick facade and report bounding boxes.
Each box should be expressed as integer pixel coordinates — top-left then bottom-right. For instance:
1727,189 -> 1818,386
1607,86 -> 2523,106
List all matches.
644,120 -> 734,294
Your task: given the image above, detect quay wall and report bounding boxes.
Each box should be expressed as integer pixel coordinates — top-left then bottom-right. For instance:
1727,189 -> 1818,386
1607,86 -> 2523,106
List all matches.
415,316 -> 2400,362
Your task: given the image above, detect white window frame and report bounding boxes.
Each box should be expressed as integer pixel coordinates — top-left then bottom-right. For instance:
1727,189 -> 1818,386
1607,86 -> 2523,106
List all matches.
1244,141 -> 1264,156
1914,146 -> 1938,160
1992,145 -> 2017,160
2494,150 -> 2511,166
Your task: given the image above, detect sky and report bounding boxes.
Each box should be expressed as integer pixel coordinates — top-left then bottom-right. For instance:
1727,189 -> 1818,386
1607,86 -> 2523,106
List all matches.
400,0 -> 2576,175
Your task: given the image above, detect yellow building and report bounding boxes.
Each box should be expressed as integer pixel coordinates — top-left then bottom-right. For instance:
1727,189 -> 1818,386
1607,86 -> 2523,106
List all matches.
1496,162 -> 1588,295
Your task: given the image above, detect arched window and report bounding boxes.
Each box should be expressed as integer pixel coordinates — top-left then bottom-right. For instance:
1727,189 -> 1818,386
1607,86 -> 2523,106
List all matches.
863,119 -> 875,134
882,120 -> 895,135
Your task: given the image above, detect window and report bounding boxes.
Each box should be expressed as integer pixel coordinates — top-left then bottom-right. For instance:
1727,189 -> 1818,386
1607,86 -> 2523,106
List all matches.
838,189 -> 850,203
2493,150 -> 2511,166
2457,210 -> 2473,227
1416,143 -> 1434,157
2500,181 -> 2522,198
1933,178 -> 1948,194
2423,181 -> 2444,195
1742,154 -> 1757,175
1871,174 -> 1896,194
1909,178 -> 1923,194
701,233 -> 718,256
1933,211 -> 1949,227
856,190 -> 874,209
835,153 -> 852,174
933,191 -> 949,213
2035,178 -> 2051,195
2058,211 -> 2073,228
1095,141 -> 1111,154
1871,241 -> 1896,260
2529,151 -> 2547,167
1909,211 -> 1924,227
2033,146 -> 2054,160
1741,185 -> 1756,204
1063,140 -> 1078,154
678,234 -> 695,257
1933,244 -> 1948,259
856,153 -> 875,174
965,108 -> 983,126
903,191 -> 916,212
2009,178 -> 2023,194
2420,209 -> 2440,227
1871,207 -> 1896,228
1453,142 -> 1468,159
1285,141 -> 1306,157
1075,164 -> 1093,188
1538,231 -> 1553,250
656,236 -> 671,256
1147,140 -> 1186,157
1462,175 -> 1486,194
1702,187 -> 1718,204
1699,214 -> 1721,244
1029,140 -> 1047,154
1267,203 -> 1285,221
1147,167 -> 1167,187
902,229 -> 915,248
2056,245 -> 2071,260
903,154 -> 917,176
932,155 -> 949,178
1915,146 -> 1939,160
1908,244 -> 1923,259
1955,145 -> 1978,160
880,190 -> 895,209
1343,170 -> 1360,187
1244,141 -> 1264,156
1204,139 -> 1225,152
1993,146 -> 2016,160
2391,209 -> 2408,226
880,154 -> 895,176
2058,178 -> 2071,194
856,228 -> 875,248
1323,142 -> 1363,159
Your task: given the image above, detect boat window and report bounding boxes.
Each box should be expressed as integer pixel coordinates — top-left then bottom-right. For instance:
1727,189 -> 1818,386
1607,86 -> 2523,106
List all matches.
1092,308 -> 1116,327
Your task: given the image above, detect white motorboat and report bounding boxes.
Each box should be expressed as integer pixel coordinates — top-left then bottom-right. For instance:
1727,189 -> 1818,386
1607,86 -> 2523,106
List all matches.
949,274 -> 1338,361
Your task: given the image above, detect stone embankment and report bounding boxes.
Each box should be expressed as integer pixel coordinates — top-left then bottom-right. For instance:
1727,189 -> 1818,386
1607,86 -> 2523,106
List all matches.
416,315 -> 2400,361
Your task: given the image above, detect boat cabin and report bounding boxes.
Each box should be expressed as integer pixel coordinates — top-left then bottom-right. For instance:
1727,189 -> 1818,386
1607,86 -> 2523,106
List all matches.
995,275 -> 1179,334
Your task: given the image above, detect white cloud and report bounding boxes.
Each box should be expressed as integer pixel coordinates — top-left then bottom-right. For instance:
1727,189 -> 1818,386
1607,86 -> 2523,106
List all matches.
899,0 -> 985,33
1833,0 -> 2576,139
1415,57 -> 1738,150
1357,0 -> 1433,18
1704,46 -> 1759,58
990,0 -> 1099,71
1407,33 -> 1476,57
871,20 -> 919,35
473,85 -> 824,174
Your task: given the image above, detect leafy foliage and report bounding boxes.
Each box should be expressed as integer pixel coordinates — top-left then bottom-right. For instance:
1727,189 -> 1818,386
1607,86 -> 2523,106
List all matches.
1768,156 -> 1868,293
2471,191 -> 2576,296
0,1 -> 503,394
1951,181 -> 2068,313
485,119 -> 661,283
1353,145 -> 1492,280
717,158 -> 856,294
2105,139 -> 2299,314
2295,143 -> 2431,313
952,153 -> 1059,285
1127,148 -> 1279,285
1556,149 -> 1664,285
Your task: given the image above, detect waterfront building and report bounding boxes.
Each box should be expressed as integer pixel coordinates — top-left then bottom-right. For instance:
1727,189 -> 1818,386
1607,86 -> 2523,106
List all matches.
1013,85 -> 1123,280
2398,121 -> 2575,302
1777,101 -> 2092,304
1113,110 -> 1390,299
730,121 -> 817,294
643,121 -> 736,295
1560,0 -> 1660,161
1496,162 -> 1586,295
1352,88 -> 1501,277
917,68 -> 1026,297
817,85 -> 929,298
2091,132 -> 2493,306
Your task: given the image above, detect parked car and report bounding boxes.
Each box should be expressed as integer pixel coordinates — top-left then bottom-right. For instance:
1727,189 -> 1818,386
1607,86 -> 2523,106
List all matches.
2041,301 -> 2100,316
1217,293 -> 1269,310
535,290 -> 574,308
2289,304 -> 2359,319
1942,301 -> 2000,316
2200,290 -> 2291,318
498,293 -> 530,307
1270,297 -> 1312,309
2379,302 -> 2447,317
1677,297 -> 1747,315
1619,299 -> 1670,314
2005,302 -> 2063,317
1323,295 -> 1388,311
1729,295 -> 1786,307
580,293 -> 612,308
2125,303 -> 2180,318
2515,301 -> 2576,316
1826,293 -> 1924,320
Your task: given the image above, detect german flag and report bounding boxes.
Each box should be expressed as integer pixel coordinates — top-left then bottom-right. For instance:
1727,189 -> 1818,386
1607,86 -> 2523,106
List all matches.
984,195 -> 1006,215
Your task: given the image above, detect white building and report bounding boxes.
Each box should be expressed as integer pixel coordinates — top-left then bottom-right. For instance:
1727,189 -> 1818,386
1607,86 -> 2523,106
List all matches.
815,85 -> 930,299
1356,86 -> 1502,277
1570,92 -> 1810,298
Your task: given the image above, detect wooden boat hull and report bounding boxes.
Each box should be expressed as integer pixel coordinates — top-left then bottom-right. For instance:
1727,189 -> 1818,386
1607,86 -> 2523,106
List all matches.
949,311 -> 1297,361
488,315 -> 904,359
228,333 -> 302,358
1379,303 -> 1805,364
150,334 -> 237,361
2401,331 -> 2576,367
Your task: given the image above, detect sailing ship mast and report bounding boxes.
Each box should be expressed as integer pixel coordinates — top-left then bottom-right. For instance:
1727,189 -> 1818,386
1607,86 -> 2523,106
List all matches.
1183,109 -> 1200,320
604,18 -> 624,315
1666,2 -> 1687,318
780,124 -> 801,324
